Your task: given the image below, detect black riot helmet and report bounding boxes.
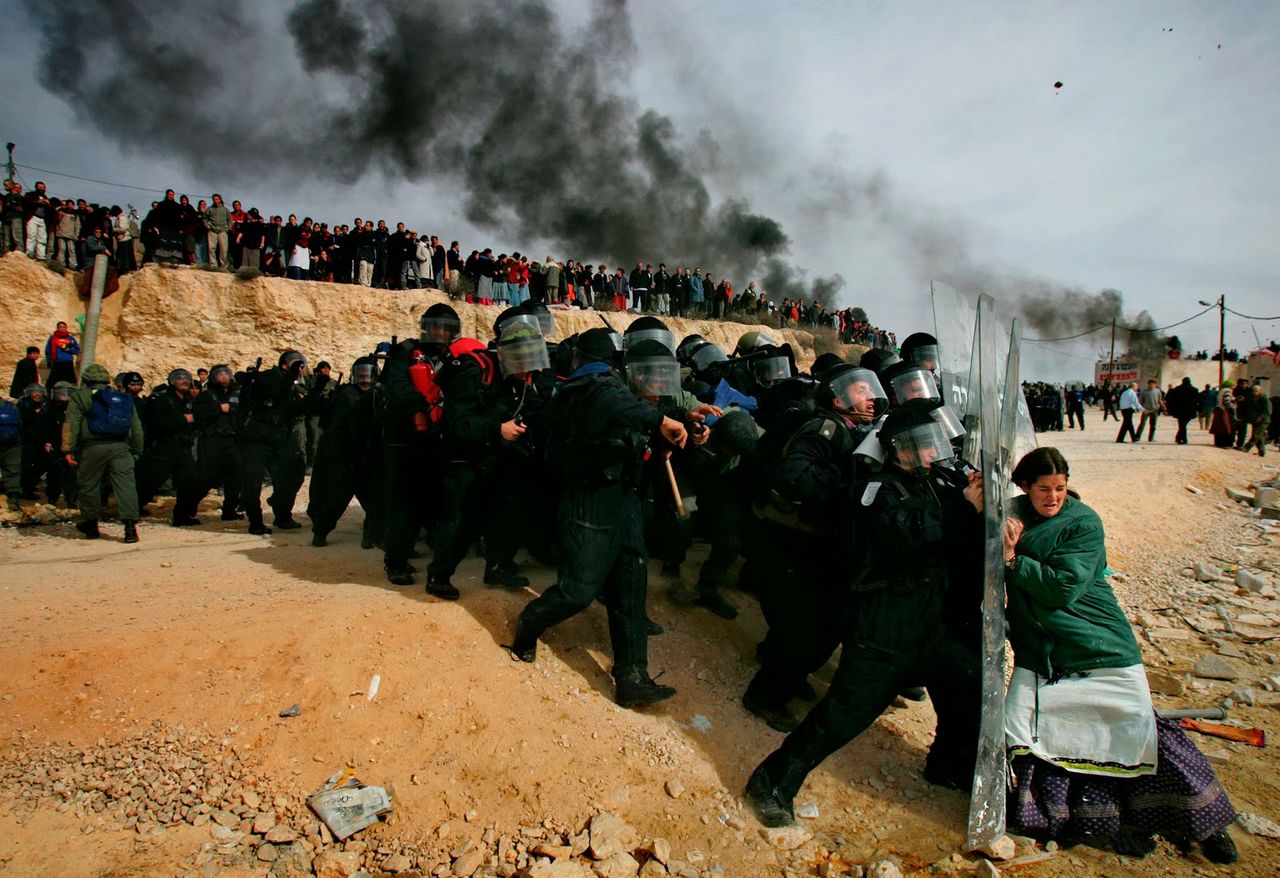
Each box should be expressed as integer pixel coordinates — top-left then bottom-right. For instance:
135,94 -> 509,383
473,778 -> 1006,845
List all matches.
420,303 -> 462,345
23,382 -> 46,401
572,327 -> 621,370
623,316 -> 676,355
209,364 -> 233,387
278,350 -> 307,371
124,372 -> 144,394
351,356 -> 378,390
750,345 -> 794,387
734,329 -> 778,357
50,381 -> 73,406
167,368 -> 193,389
878,398 -> 953,473
688,341 -> 729,376
881,360 -> 942,406
625,338 -> 681,398
900,332 -> 940,372
858,348 -> 901,377
676,334 -> 707,364
495,323 -> 551,377
811,353 -> 846,382
817,364 -> 887,418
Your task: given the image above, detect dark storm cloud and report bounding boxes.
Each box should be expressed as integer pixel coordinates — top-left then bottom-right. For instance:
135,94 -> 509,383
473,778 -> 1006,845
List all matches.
21,0 -> 840,297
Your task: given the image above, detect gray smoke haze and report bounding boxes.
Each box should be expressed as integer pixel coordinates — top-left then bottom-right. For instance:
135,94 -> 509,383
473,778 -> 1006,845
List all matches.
22,0 -> 843,299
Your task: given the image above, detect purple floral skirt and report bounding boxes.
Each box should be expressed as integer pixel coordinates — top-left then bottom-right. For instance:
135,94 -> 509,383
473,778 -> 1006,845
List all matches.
1010,717 -> 1236,842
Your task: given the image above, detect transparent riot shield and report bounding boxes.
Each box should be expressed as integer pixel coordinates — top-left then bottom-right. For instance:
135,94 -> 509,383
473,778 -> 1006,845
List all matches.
931,280 -> 978,420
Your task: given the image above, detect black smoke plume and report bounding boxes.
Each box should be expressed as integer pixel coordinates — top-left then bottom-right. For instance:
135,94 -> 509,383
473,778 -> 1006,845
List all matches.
22,0 -> 841,298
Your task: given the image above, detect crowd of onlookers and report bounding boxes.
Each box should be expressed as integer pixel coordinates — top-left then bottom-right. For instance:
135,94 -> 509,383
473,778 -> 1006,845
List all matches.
2,181 -> 897,346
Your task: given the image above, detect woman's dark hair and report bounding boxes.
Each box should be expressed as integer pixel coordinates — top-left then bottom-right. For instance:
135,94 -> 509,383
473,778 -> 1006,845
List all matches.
1011,447 -> 1069,487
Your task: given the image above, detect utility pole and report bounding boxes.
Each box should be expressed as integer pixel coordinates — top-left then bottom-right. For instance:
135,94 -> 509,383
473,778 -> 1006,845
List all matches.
1199,295 -> 1226,388
1107,318 -> 1117,386
4,142 -> 14,183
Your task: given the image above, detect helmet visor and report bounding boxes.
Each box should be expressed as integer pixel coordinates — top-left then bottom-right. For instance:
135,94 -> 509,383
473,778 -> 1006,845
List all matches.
690,343 -> 728,373
352,363 -> 376,387
24,383 -> 46,400
497,313 -> 542,338
420,315 -> 461,344
51,386 -> 72,403
623,328 -> 676,355
888,368 -> 940,403
932,404 -> 966,441
907,343 -> 941,370
497,336 -> 551,375
886,422 -> 953,472
829,368 -> 886,416
626,357 -> 681,396
752,356 -> 792,384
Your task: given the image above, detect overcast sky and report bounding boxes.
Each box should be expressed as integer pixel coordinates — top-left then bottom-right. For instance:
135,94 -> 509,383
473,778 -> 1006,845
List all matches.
3,0 -> 1277,379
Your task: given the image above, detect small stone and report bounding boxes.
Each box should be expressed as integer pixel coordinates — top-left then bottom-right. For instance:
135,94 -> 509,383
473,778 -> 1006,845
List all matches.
794,801 -> 820,819
1185,485 -> 1203,495
1217,642 -> 1249,659
975,861 -> 1001,878
533,843 -> 573,860
258,843 -> 280,863
1195,563 -> 1224,583
1194,655 -> 1241,681
270,842 -> 313,878
279,703 -> 302,718
1237,811 -> 1280,838
253,812 -> 276,834
382,853 -> 412,873
976,835 -> 1017,861
212,809 -> 239,828
760,825 -> 812,850
663,779 -> 684,800
591,851 -> 640,877
641,838 -> 671,865
265,825 -> 299,844
452,848 -> 486,877
1202,748 -> 1231,765
313,850 -> 363,878
589,812 -> 639,860
866,860 -> 903,878
1145,669 -> 1187,696
1229,687 -> 1255,705
638,861 -> 668,877
242,790 -> 261,810
1237,613 -> 1275,627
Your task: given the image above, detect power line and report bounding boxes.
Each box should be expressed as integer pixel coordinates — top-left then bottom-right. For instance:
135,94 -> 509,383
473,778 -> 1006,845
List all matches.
1025,323 -> 1111,342
1022,339 -> 1101,361
1226,306 -> 1280,322
14,162 -> 210,198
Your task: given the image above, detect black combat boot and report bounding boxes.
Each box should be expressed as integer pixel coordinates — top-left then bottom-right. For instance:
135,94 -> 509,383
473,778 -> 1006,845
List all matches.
745,764 -> 795,828
426,573 -> 460,599
1200,830 -> 1238,864
76,518 -> 101,540
122,521 -> 139,544
385,564 -> 414,586
615,668 -> 675,709
311,530 -> 328,547
483,562 -> 529,588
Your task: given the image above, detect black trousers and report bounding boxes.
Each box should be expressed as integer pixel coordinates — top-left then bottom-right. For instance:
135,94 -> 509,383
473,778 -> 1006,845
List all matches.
196,436 -> 241,515
745,522 -> 842,707
1175,416 -> 1193,445
381,441 -> 428,569
516,485 -> 649,679
307,446 -> 382,539
753,583 -> 981,802
239,435 -> 304,525
1115,410 -> 1138,442
136,440 -> 201,518
1067,406 -> 1085,429
21,445 -> 68,502
426,460 -> 520,579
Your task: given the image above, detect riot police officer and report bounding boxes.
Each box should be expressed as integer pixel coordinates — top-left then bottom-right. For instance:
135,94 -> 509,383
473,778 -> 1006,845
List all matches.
192,364 -> 243,520
745,399 -> 984,826
238,351 -> 314,534
136,368 -> 201,526
509,329 -> 688,709
308,357 -> 383,547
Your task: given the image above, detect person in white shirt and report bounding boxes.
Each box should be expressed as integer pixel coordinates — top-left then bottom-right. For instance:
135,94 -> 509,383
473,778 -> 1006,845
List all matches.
1116,382 -> 1141,443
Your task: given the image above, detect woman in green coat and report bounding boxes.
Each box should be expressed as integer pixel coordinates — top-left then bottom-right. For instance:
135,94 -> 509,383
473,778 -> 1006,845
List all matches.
1002,448 -> 1238,864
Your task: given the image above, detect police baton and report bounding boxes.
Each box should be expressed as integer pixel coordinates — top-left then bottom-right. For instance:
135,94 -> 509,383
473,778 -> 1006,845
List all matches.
663,458 -> 687,518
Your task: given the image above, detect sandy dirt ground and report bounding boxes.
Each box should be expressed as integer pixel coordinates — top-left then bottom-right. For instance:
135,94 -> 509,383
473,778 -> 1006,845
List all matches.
0,421 -> 1277,878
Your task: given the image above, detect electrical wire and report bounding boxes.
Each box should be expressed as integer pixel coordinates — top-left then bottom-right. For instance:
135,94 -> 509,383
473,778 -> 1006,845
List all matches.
1027,303 -> 1217,342
14,162 -> 209,198
1226,307 -> 1280,321
1021,339 -> 1102,361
